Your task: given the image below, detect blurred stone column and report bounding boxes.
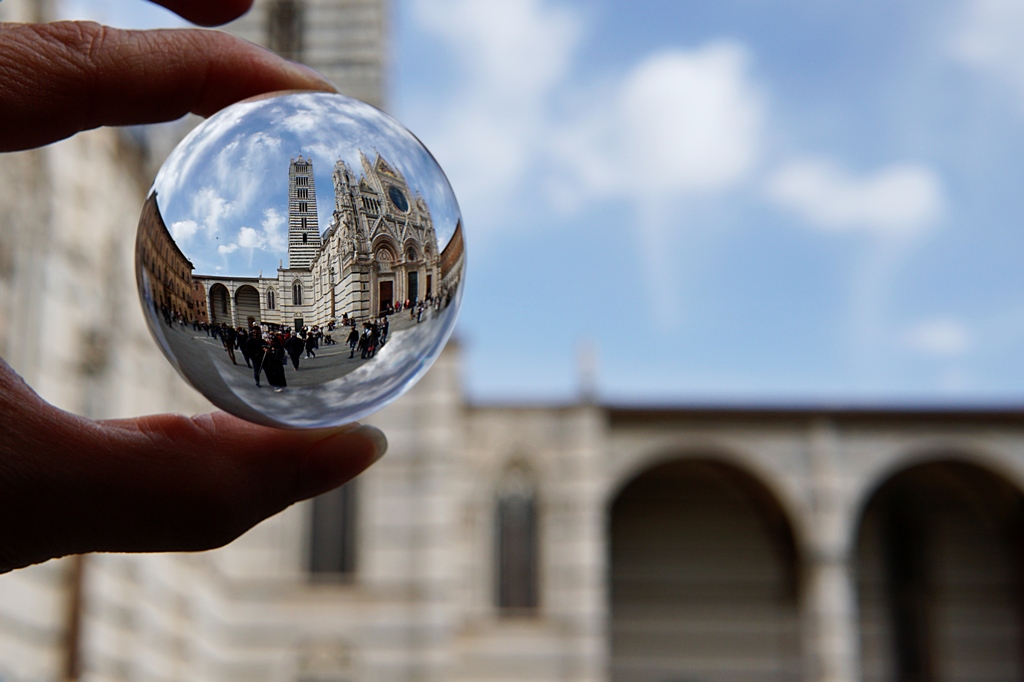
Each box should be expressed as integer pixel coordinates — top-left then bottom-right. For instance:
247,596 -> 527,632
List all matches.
803,419 -> 861,682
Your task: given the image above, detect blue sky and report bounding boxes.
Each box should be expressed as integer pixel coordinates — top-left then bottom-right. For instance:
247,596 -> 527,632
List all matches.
60,0 -> 1024,404
151,92 -> 460,278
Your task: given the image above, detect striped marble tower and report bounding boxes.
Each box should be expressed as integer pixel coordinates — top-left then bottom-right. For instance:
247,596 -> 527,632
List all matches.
287,155 -> 321,268
225,0 -> 387,109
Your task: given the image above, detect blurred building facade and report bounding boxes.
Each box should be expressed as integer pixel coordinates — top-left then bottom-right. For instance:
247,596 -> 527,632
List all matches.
2,1 -> 1024,682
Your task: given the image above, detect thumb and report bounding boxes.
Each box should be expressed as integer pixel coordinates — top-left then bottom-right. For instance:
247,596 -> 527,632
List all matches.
0,358 -> 386,571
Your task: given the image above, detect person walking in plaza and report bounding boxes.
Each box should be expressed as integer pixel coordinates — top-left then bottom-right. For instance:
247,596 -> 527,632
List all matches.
285,332 -> 304,370
368,322 -> 379,358
380,316 -> 389,346
263,335 -> 288,392
304,331 -> 317,359
347,325 -> 360,358
245,329 -> 266,388
359,325 -> 372,359
221,324 -> 237,365
237,327 -> 251,368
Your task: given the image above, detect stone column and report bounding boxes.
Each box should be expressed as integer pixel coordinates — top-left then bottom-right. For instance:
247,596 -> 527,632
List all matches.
803,419 -> 861,682
228,284 -> 237,327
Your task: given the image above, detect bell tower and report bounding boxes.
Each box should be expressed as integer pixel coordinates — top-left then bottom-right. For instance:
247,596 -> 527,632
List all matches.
287,156 -> 321,268
226,0 -> 386,109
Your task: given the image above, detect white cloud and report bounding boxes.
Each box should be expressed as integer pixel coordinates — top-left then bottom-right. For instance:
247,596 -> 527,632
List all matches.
409,0 -> 582,224
169,219 -> 198,243
613,44 -> 763,195
765,158 -> 943,235
280,109 -> 321,135
262,208 -> 287,253
237,226 -> 265,250
904,318 -> 971,357
950,0 -> 1024,105
552,42 -> 763,204
408,1 -> 765,324
191,187 -> 233,238
215,208 -> 288,260
412,0 -> 763,214
557,43 -> 763,328
413,0 -> 579,102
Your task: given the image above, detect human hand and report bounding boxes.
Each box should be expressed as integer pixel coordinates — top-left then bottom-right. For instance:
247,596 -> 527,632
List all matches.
0,1 -> 386,572
0,0 -> 336,152
0,358 -> 385,573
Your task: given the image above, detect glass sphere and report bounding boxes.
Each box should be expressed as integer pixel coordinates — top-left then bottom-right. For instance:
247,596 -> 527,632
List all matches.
136,92 -> 465,429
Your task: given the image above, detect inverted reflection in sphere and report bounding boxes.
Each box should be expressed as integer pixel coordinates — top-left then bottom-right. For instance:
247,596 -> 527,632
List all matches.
136,92 -> 465,428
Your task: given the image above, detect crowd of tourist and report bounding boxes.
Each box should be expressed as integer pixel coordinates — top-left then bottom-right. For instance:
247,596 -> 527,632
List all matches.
153,286 -> 458,392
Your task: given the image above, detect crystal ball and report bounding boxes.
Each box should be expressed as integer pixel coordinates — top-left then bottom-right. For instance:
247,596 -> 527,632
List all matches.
136,92 -> 465,428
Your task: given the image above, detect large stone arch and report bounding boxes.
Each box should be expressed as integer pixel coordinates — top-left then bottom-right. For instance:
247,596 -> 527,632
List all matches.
852,438 -> 1024,519
208,283 -> 231,325
856,457 -> 1024,682
609,456 -> 803,682
234,284 -> 261,327
604,439 -> 809,547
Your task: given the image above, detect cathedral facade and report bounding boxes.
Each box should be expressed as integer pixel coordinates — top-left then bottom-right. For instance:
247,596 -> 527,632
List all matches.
193,152 -> 442,332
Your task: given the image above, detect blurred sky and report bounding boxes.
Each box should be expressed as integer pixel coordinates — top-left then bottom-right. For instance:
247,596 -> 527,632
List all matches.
58,0 -> 1024,405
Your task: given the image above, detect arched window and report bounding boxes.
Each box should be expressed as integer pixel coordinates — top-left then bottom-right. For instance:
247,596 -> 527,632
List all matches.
308,482 -> 357,578
293,282 -> 303,306
495,464 -> 539,612
267,289 -> 276,310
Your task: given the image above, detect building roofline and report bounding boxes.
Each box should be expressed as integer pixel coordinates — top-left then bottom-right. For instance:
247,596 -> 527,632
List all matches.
466,400 -> 1024,426
603,404 -> 1024,426
144,192 -> 194,270
192,274 -> 263,283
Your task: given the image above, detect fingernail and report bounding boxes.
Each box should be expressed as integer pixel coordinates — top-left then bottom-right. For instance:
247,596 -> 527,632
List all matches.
283,60 -> 339,93
296,424 -> 387,499
352,424 -> 388,462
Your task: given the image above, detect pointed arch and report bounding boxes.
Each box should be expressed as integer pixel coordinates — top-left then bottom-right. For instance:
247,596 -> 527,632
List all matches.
403,239 -> 420,263
371,235 -> 399,261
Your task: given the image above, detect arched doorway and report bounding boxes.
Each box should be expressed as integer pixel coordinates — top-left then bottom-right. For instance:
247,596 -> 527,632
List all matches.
235,285 -> 261,328
209,283 -> 230,325
856,460 -> 1024,682
609,458 -> 802,682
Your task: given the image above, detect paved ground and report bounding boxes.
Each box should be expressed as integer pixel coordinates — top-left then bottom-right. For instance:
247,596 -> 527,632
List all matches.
151,298 -> 460,427
160,304 -> 442,390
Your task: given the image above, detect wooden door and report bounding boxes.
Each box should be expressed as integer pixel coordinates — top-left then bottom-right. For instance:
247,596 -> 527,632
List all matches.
379,281 -> 393,313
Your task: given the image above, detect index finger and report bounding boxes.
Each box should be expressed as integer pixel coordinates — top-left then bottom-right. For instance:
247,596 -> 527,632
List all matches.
0,22 -> 337,152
